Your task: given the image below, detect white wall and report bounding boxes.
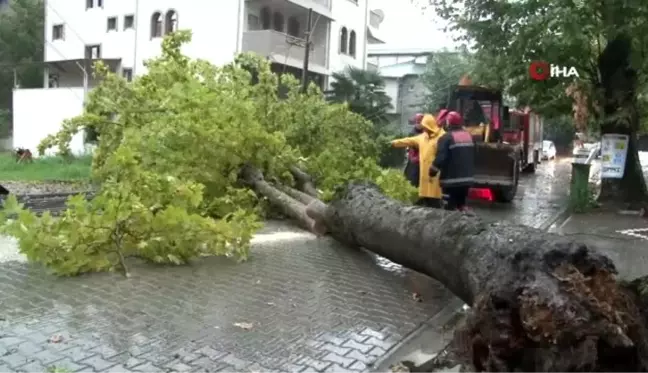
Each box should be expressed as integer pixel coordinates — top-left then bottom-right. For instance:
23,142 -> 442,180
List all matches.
45,0 -> 242,75
328,0 -> 368,74
384,78 -> 398,113
13,88 -> 85,156
367,54 -> 416,67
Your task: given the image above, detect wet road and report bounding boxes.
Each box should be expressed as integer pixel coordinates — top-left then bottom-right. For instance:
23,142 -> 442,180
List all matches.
470,156 -> 577,226
0,159 -> 575,373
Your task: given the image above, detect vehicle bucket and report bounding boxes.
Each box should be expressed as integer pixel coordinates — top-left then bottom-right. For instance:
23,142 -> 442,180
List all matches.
473,143 -> 517,188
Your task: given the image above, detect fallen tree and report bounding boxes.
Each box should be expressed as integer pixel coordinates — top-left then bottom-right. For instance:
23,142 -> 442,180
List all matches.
16,30 -> 648,370
243,166 -> 648,371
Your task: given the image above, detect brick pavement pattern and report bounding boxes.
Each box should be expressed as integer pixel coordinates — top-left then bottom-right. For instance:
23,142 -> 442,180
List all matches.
0,159 -> 575,373
0,223 -> 453,373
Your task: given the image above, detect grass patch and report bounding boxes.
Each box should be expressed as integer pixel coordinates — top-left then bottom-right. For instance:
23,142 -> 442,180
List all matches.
0,153 -> 91,181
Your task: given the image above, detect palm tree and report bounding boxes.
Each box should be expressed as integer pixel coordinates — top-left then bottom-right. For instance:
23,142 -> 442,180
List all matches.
326,67 -> 393,126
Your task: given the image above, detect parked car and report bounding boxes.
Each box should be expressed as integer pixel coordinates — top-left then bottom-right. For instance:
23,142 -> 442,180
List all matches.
542,140 -> 557,160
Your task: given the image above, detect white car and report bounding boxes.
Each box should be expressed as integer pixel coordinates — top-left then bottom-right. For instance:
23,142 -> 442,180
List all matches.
542,140 -> 557,160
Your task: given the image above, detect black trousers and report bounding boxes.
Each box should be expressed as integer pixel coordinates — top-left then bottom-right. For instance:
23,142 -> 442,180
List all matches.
404,161 -> 420,187
444,186 -> 470,210
415,197 -> 443,208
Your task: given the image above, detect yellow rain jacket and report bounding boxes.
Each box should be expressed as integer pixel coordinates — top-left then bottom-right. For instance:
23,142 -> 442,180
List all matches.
391,115 -> 445,199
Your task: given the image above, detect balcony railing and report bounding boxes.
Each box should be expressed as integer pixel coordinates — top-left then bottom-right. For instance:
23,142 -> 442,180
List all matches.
242,30 -> 327,69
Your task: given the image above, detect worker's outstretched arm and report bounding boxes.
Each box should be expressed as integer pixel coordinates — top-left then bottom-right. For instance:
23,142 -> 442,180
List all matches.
430,134 -> 450,176
390,136 -> 419,148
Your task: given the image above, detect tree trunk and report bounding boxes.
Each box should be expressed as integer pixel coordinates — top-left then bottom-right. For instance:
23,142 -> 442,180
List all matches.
289,166 -> 319,197
240,165 -> 322,233
597,34 -> 648,204
306,182 -> 648,371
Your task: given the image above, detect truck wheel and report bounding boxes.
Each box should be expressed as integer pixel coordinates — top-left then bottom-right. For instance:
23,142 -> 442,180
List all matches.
523,150 -> 538,173
494,161 -> 520,203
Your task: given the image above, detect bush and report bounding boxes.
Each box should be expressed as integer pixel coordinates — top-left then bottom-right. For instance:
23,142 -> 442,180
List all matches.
1,30 -> 416,276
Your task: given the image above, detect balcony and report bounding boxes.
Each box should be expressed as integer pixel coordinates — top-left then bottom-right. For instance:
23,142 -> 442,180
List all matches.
286,0 -> 331,13
247,0 -> 333,20
242,30 -> 328,73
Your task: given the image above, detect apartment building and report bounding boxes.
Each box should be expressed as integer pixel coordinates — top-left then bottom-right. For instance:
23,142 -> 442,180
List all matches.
13,0 -> 379,155
367,45 -> 432,133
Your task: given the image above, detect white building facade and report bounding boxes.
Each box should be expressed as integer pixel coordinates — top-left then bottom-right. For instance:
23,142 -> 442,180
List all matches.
367,46 -> 432,133
14,0 -> 379,155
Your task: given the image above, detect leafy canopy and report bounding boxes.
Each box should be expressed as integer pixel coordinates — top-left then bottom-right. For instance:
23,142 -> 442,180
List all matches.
421,50 -> 475,112
326,66 -> 393,127
431,0 -> 648,122
0,0 -> 44,133
1,30 -> 416,276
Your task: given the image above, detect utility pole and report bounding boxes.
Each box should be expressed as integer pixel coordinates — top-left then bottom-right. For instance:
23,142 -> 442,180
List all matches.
300,8 -> 313,93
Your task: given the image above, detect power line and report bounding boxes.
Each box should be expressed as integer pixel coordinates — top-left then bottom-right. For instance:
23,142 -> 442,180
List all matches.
45,2 -> 88,46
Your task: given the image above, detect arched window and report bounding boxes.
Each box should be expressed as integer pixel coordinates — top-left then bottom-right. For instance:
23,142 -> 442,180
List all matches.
150,12 -> 162,38
349,30 -> 356,57
339,27 -> 348,54
260,7 -> 271,29
287,16 -> 300,37
164,10 -> 177,34
273,11 -> 284,32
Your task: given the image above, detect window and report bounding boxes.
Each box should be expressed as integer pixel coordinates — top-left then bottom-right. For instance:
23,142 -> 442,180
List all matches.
107,17 -> 117,31
52,24 -> 64,40
247,14 -> 260,31
287,16 -> 300,37
48,73 -> 59,88
272,12 -> 284,32
85,44 -> 101,59
349,30 -> 356,57
124,15 -> 134,30
164,10 -> 177,34
339,27 -> 348,54
260,7 -> 271,30
150,12 -> 162,38
122,68 -> 133,82
86,0 -> 102,9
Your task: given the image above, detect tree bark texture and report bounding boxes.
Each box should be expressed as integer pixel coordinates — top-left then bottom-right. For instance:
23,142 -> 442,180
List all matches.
240,165 -> 322,233
306,182 -> 648,371
289,166 -> 319,197
598,33 -> 648,204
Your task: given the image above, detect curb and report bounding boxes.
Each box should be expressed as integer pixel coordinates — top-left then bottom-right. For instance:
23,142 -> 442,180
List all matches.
372,297 -> 465,371
537,206 -> 571,232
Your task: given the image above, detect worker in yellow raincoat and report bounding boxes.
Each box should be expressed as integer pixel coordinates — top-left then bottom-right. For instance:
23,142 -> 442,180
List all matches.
391,114 -> 445,208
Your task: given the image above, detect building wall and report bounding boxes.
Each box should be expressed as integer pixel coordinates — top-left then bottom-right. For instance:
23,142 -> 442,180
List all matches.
13,88 -> 86,156
328,0 -> 368,74
244,1 -> 329,70
367,54 -> 416,68
396,74 -> 426,132
383,78 -> 398,114
45,0 -> 242,74
382,74 -> 427,134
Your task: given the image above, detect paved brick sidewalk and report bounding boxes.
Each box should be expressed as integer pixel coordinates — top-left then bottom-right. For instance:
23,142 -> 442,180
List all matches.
0,221 -> 454,373
0,158 -> 578,373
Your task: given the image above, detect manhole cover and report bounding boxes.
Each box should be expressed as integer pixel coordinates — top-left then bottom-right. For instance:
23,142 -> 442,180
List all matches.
617,228 -> 648,240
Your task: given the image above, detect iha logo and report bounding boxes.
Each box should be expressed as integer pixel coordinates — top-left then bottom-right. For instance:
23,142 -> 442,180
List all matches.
529,61 -> 579,80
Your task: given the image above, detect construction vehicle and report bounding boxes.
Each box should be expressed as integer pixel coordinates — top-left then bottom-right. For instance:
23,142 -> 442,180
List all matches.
445,84 -> 543,202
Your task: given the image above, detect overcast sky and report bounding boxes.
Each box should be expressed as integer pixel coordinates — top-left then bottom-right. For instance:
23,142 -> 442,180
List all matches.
369,0 -> 462,51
